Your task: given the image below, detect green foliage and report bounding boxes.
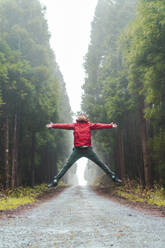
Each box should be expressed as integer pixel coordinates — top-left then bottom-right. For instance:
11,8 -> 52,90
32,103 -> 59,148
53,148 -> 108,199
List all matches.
117,181 -> 165,207
0,197 -> 35,210
0,184 -> 51,210
0,182 -> 68,211
121,0 -> 165,184
82,0 -> 137,173
0,0 -> 72,187
82,0 -> 165,186
123,0 -> 165,117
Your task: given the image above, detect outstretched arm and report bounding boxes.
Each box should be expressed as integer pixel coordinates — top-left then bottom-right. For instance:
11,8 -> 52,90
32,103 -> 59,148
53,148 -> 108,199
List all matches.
46,122 -> 74,130
90,122 -> 118,130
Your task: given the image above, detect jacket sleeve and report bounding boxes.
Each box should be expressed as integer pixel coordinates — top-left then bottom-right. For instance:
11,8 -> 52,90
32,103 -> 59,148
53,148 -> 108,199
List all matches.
51,123 -> 74,130
90,123 -> 113,130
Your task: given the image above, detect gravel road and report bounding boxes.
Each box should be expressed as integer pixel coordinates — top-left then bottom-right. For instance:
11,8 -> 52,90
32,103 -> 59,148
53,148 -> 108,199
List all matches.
0,186 -> 165,248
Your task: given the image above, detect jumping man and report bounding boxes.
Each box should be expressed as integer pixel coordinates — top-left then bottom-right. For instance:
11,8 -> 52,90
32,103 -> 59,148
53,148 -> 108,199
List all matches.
46,114 -> 122,187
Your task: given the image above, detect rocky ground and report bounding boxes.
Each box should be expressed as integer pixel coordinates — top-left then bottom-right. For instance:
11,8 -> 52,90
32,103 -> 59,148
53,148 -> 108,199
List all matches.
92,186 -> 165,217
0,186 -> 165,248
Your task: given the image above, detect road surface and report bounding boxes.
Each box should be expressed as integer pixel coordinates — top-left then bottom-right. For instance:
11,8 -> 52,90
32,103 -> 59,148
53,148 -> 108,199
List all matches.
0,186 -> 165,248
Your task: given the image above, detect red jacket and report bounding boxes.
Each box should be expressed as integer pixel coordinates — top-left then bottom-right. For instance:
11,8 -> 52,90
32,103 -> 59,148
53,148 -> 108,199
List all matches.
51,120 -> 113,147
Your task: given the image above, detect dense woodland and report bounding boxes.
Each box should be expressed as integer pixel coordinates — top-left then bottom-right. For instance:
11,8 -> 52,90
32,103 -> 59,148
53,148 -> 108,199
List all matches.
83,0 -> 165,187
0,0 -> 165,189
0,0 -> 72,188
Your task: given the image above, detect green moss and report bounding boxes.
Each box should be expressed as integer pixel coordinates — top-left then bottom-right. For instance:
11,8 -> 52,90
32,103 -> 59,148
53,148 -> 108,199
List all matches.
0,183 -> 56,211
0,196 -> 35,210
117,191 -> 146,203
117,182 -> 165,207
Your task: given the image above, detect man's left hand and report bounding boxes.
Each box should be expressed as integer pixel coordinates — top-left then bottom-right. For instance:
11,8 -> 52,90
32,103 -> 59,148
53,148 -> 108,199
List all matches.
111,122 -> 118,128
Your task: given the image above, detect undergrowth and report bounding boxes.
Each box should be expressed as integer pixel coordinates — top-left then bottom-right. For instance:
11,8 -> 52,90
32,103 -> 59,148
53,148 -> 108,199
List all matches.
117,180 -> 165,207
0,182 -> 65,211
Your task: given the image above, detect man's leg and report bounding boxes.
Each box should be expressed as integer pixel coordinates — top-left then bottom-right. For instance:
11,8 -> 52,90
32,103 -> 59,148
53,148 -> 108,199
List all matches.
85,147 -> 122,183
48,148 -> 82,187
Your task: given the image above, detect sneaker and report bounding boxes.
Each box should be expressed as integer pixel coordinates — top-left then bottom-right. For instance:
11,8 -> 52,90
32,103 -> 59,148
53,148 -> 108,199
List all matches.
48,178 -> 58,188
111,174 -> 122,183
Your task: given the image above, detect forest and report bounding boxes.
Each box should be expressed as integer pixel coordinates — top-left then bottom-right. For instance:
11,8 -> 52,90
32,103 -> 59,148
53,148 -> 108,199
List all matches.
83,0 -> 165,188
0,0 -> 72,188
0,0 -> 165,189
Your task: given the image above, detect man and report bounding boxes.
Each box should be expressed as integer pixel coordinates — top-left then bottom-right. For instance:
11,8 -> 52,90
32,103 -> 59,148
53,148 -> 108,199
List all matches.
46,114 -> 122,187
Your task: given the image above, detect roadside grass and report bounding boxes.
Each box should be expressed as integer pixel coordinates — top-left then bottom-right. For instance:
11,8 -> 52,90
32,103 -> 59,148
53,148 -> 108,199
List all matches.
0,182 -> 66,211
117,180 -> 165,207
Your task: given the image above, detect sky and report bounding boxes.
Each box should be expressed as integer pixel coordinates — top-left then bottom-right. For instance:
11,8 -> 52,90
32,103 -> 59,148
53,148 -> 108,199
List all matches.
39,0 -> 98,184
39,0 -> 98,114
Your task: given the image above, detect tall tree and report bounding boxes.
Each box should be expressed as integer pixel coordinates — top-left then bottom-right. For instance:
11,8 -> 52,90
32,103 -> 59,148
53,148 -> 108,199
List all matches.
0,0 -> 72,188
82,0 -> 137,180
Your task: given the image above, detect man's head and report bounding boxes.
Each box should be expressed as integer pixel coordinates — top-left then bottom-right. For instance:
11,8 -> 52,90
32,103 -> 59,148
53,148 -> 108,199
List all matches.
76,114 -> 88,122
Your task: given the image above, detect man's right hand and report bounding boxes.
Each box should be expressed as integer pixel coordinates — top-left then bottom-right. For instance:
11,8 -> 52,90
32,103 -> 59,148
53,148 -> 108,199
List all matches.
46,123 -> 52,128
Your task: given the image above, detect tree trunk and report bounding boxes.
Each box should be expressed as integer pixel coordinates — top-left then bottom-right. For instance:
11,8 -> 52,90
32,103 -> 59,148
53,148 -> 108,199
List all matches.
11,114 -> 18,187
133,118 -> 145,187
4,114 -> 9,188
139,104 -> 151,187
31,132 -> 36,186
117,129 -> 126,180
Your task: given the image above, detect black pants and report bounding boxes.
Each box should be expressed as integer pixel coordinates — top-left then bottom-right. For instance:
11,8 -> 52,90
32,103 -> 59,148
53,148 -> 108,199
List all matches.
55,146 -> 114,181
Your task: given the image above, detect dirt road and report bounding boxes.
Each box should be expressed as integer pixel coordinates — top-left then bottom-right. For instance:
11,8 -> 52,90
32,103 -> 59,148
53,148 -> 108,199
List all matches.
0,186 -> 165,248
